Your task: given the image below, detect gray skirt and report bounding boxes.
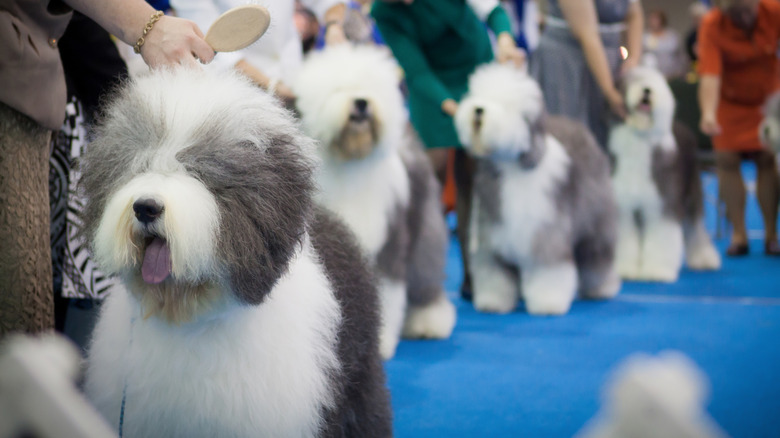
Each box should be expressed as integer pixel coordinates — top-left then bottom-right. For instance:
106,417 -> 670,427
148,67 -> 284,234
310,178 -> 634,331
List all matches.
531,26 -> 623,149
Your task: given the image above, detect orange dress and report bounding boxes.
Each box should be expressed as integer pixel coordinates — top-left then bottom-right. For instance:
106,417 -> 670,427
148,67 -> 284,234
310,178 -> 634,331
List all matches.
697,0 -> 780,152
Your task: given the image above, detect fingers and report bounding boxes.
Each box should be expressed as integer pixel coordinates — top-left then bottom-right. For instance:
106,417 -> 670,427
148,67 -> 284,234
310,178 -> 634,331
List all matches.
192,36 -> 216,64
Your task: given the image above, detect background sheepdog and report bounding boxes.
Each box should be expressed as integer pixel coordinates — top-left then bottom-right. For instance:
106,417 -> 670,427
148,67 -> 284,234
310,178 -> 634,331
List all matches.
454,64 -> 621,315
79,67 -> 391,437
294,45 -> 456,359
609,66 -> 721,282
760,91 -> 780,151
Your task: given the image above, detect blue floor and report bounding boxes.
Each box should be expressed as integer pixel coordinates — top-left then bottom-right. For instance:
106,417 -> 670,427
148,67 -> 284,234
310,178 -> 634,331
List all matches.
385,165 -> 780,438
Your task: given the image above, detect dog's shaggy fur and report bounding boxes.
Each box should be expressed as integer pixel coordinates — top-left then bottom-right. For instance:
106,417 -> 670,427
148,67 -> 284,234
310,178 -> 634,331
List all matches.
609,66 -> 720,282
760,91 -> 780,152
79,67 -> 391,437
294,45 -> 456,359
455,64 -> 621,315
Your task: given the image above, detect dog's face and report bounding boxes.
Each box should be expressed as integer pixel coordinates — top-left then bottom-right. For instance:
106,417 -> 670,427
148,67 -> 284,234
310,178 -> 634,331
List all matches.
623,66 -> 675,134
456,64 -> 545,162
760,92 -> 780,152
80,67 -> 316,323
294,45 -> 405,161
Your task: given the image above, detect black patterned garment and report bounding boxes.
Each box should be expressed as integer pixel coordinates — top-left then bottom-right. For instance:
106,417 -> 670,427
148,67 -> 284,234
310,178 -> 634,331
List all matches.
50,98 -> 122,300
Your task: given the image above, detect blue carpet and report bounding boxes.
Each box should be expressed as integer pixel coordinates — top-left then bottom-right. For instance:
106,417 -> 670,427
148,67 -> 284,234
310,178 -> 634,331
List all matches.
385,164 -> 780,438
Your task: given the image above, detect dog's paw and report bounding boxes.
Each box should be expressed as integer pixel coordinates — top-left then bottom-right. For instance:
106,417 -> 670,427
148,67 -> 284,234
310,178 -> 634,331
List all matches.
617,261 -> 641,280
525,294 -> 573,316
378,332 -> 400,360
638,263 -> 679,283
686,244 -> 722,271
583,270 -> 622,300
402,295 -> 456,339
473,290 -> 517,314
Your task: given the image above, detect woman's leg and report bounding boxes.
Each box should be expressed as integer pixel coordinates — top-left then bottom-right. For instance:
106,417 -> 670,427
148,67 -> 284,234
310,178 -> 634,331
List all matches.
715,150 -> 749,253
752,150 -> 779,252
454,149 -> 476,299
426,148 -> 449,186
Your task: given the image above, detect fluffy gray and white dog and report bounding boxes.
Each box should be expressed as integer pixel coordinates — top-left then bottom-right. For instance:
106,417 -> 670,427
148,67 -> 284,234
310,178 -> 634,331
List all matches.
79,67 -> 391,437
294,45 -> 456,359
455,64 -> 621,315
609,66 -> 720,282
760,91 -> 780,152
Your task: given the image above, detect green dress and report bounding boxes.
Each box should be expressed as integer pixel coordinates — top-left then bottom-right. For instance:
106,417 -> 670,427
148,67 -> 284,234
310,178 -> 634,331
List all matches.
371,0 -> 512,149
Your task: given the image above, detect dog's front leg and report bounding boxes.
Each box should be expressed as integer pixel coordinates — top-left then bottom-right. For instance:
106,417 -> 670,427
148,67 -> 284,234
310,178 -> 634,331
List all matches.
471,250 -> 519,314
640,214 -> 684,282
377,276 -> 407,360
615,211 -> 642,280
522,260 -> 578,316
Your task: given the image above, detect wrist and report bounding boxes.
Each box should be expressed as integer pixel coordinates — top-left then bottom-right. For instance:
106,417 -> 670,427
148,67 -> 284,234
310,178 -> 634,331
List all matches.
133,10 -> 164,54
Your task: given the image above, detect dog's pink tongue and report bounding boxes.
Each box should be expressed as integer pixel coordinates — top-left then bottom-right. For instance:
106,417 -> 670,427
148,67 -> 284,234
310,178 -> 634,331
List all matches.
142,237 -> 172,284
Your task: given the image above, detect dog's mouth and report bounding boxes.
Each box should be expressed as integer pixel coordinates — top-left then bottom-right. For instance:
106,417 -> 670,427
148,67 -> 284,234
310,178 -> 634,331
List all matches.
348,113 -> 371,123
141,235 -> 172,284
635,99 -> 652,114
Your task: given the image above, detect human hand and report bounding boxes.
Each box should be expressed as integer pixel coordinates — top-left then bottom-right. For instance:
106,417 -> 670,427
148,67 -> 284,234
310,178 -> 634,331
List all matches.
700,112 -> 722,136
442,99 -> 458,117
139,15 -> 215,68
496,33 -> 526,67
605,88 -> 627,119
324,22 -> 348,46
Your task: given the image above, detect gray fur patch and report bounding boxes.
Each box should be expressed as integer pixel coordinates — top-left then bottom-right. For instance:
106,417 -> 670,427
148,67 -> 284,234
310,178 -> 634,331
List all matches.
399,128 -> 448,307
177,135 -> 315,304
650,121 -> 704,222
375,204 -> 409,282
308,207 -> 392,437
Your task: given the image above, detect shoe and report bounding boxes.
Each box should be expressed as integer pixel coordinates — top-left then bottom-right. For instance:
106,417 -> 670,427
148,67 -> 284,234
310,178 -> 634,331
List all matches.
726,242 -> 749,257
765,241 -> 780,256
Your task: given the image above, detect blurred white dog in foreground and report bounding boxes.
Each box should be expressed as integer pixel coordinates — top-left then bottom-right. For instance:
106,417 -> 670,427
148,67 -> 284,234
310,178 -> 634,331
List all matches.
576,351 -> 728,438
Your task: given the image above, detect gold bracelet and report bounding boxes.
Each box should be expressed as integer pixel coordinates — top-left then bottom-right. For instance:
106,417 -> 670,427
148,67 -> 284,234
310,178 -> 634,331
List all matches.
133,11 -> 164,54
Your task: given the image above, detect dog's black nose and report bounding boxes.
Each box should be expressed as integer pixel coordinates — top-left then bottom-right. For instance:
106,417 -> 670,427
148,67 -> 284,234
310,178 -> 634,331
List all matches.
354,98 -> 368,113
133,198 -> 164,224
642,87 -> 651,96
475,107 -> 484,116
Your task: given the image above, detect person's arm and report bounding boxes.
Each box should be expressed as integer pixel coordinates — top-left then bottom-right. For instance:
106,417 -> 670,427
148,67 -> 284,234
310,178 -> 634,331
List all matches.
557,0 -> 625,117
696,12 -> 722,136
62,0 -> 214,68
699,75 -> 721,135
622,0 -> 644,72
303,1 -> 348,45
467,1 -> 524,66
372,11 -> 455,115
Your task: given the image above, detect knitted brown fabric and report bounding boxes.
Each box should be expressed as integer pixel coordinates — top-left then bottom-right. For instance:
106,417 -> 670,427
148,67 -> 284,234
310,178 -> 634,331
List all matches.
0,102 -> 54,336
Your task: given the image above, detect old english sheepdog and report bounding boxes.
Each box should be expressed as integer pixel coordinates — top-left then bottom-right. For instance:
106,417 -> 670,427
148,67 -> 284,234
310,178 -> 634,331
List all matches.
609,66 -> 720,282
760,91 -> 780,152
454,63 -> 621,315
294,45 -> 456,359
79,67 -> 392,437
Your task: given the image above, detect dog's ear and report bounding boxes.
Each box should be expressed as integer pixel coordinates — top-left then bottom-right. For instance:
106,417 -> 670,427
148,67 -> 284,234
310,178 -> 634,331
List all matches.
519,113 -> 547,169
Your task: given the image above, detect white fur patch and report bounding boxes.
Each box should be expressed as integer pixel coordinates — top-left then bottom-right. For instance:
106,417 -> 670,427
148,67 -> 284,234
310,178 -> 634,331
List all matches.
85,236 -> 342,437
316,153 -> 410,258
609,125 -> 666,217
403,294 -> 456,339
93,172 -> 219,282
377,277 -> 407,360
490,135 -> 571,264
